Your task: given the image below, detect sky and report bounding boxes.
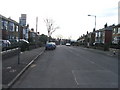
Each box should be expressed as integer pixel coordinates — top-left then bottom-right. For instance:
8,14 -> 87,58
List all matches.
0,0 -> 119,40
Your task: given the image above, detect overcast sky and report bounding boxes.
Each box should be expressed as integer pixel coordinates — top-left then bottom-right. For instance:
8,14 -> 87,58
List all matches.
0,0 -> 119,40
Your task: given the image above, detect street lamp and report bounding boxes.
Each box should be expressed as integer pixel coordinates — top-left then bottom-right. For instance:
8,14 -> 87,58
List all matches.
18,17 -> 21,64
88,14 -> 96,30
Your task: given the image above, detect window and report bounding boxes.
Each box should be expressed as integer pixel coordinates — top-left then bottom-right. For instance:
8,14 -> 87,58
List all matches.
113,28 -> 116,33
117,36 -> 120,41
1,20 -> 3,29
16,36 -> 18,39
113,37 -> 118,44
16,26 -> 18,32
9,22 -> 15,31
8,35 -> 12,39
118,27 -> 120,33
99,32 -> 101,37
3,20 -> 8,30
23,28 -> 26,34
95,32 -> 99,37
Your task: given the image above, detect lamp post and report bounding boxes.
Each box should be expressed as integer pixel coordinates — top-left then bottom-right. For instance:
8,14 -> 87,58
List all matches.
88,14 -> 96,30
18,17 -> 21,64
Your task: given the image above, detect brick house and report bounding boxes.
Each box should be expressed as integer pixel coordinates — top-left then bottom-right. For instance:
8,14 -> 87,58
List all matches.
112,24 -> 120,44
102,26 -> 113,44
0,14 -> 23,40
94,26 -> 113,44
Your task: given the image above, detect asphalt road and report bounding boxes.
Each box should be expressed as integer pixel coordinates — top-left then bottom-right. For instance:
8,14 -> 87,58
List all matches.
12,45 -> 118,88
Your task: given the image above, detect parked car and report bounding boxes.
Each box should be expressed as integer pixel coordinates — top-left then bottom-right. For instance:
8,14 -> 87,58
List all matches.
1,40 -> 11,51
10,39 -> 29,51
50,42 -> 56,49
45,42 -> 56,50
93,42 -> 100,46
93,42 -> 104,46
9,39 -> 29,47
66,43 -> 71,46
19,39 -> 29,44
9,39 -> 19,47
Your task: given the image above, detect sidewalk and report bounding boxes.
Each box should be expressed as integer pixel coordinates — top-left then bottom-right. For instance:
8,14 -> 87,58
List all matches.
2,47 -> 45,88
74,46 -> 119,57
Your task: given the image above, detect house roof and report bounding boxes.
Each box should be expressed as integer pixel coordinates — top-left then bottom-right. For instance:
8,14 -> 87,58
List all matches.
0,14 -> 19,25
114,24 -> 120,28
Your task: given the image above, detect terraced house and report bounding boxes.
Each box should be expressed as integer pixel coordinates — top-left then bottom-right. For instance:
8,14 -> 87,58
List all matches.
0,14 -> 32,41
1,16 -> 19,40
112,24 -> 120,44
77,25 -> 115,49
0,14 -> 20,40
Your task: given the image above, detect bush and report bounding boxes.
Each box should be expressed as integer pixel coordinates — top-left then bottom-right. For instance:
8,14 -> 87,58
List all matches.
19,41 -> 29,52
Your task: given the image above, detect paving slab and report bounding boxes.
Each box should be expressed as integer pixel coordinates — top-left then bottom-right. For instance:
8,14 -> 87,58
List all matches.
2,47 -> 45,87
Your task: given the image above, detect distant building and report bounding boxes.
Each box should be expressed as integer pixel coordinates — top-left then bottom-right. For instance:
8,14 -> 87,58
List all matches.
19,14 -> 30,40
19,14 -> 27,26
77,36 -> 85,44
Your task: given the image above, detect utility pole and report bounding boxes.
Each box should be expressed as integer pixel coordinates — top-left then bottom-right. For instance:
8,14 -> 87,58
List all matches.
18,17 -> 21,64
36,17 -> 38,33
35,17 -> 38,47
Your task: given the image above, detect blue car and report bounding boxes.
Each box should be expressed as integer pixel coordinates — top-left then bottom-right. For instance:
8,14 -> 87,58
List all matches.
45,42 -> 56,50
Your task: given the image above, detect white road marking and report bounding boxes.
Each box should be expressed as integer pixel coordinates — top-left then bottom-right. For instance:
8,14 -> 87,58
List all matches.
9,69 -> 16,73
6,67 -> 12,69
72,70 -> 79,88
30,64 -> 36,68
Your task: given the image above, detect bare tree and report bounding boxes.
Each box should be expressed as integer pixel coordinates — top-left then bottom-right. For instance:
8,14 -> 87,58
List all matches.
44,18 -> 59,42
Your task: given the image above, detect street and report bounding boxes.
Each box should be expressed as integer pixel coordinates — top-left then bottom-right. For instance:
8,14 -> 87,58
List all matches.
12,45 -> 118,88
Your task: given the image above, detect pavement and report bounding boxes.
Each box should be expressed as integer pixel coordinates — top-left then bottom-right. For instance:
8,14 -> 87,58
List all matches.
75,46 -> 119,57
2,47 -> 45,88
11,45 -> 118,88
76,45 -> 119,57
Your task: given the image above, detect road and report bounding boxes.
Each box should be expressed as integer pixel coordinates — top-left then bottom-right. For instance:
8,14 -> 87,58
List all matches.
12,45 -> 118,88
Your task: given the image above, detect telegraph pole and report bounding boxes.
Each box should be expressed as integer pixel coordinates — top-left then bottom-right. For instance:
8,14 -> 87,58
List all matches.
36,17 -> 38,33
35,17 -> 38,47
18,17 -> 21,64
